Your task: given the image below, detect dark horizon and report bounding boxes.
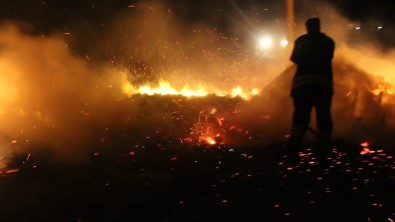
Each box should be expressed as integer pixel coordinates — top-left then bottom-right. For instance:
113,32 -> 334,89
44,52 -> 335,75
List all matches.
1,0 -> 395,49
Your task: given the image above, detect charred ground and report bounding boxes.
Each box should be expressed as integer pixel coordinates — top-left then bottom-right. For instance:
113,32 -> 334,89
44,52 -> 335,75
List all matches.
1,131 -> 395,222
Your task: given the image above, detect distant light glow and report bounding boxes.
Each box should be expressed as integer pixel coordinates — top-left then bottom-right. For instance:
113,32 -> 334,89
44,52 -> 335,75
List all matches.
258,37 -> 273,49
378,26 -> 383,30
355,27 -> 361,30
280,39 -> 288,47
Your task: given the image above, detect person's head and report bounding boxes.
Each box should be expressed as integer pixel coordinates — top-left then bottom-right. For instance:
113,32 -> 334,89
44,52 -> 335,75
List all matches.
305,17 -> 320,33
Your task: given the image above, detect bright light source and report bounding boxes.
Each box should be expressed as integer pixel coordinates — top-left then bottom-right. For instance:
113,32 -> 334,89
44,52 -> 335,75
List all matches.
258,37 -> 273,49
280,39 -> 288,47
378,26 -> 383,30
355,26 -> 361,30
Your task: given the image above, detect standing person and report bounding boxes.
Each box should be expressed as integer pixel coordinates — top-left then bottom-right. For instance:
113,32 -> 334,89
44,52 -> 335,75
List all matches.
286,17 -> 335,160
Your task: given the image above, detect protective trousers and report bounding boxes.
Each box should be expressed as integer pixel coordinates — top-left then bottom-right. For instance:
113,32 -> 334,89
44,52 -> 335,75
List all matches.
287,92 -> 333,151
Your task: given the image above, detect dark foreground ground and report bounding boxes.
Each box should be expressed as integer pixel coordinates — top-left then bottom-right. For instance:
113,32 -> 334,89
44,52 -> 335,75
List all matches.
0,139 -> 394,222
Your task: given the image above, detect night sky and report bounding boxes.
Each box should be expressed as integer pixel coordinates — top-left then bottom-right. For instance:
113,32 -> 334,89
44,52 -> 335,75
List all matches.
1,0 -> 395,49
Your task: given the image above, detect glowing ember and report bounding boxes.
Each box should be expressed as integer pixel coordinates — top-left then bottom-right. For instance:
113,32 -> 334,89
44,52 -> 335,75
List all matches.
199,136 -> 217,145
182,137 -> 194,143
360,142 -> 369,148
360,147 -> 375,155
5,168 -> 19,174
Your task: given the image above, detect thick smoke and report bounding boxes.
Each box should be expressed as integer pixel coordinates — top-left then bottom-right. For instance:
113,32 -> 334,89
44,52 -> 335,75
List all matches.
0,22 -> 144,163
0,5 -> 119,166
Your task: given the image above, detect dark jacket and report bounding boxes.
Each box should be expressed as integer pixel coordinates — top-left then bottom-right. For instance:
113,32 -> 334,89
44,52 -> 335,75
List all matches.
290,32 -> 335,96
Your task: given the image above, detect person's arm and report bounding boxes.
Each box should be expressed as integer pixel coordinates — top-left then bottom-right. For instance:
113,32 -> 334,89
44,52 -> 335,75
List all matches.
290,39 -> 302,64
321,38 -> 335,61
329,39 -> 335,60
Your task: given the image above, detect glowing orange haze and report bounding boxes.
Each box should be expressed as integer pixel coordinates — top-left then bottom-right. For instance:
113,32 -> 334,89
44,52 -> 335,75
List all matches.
0,2 -> 393,168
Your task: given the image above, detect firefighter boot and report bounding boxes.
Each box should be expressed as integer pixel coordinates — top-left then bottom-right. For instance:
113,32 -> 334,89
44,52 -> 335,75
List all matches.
286,128 -> 305,164
316,132 -> 332,163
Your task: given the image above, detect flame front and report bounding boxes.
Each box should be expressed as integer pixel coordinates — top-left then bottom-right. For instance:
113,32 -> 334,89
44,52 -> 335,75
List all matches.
372,84 -> 395,96
121,74 -> 260,100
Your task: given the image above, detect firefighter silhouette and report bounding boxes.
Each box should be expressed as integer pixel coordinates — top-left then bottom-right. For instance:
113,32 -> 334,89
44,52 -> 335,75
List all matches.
287,17 -> 335,160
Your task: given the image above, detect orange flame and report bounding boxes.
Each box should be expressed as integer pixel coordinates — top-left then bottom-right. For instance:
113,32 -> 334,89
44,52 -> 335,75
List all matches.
121,74 -> 260,100
371,84 -> 395,104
